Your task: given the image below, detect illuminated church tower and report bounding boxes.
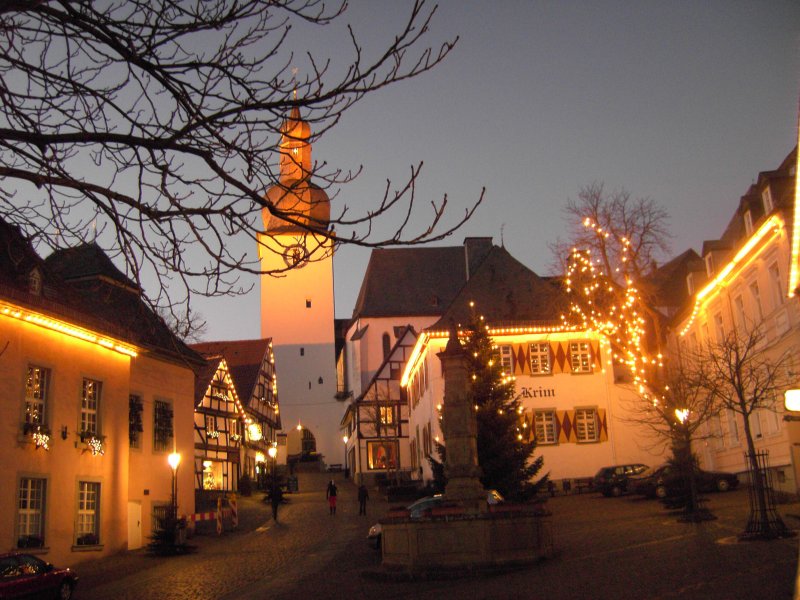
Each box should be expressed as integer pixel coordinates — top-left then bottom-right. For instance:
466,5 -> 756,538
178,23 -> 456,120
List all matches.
257,107 -> 340,464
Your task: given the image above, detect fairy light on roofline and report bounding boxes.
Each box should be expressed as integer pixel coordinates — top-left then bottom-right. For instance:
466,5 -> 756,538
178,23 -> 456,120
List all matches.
789,114 -> 800,298
680,214 -> 785,336
1,301 -> 138,357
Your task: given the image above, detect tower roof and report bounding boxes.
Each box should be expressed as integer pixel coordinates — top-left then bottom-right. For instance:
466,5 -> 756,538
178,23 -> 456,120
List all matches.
263,107 -> 330,234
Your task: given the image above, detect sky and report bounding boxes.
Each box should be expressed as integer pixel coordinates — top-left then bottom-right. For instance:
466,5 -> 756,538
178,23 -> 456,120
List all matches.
196,0 -> 800,342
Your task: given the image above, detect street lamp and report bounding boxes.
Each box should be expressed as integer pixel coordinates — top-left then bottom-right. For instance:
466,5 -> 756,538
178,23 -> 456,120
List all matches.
342,435 -> 348,478
167,452 -> 181,520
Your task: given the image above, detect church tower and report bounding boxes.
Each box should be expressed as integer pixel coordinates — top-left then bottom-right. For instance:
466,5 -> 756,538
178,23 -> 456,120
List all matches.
257,107 -> 340,465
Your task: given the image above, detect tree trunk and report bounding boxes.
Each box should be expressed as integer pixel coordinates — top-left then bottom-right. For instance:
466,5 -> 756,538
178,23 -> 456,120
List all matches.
740,410 -> 771,533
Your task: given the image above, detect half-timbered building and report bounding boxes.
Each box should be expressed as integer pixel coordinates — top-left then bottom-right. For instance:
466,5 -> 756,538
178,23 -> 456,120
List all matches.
191,339 -> 281,489
192,357 -> 247,493
341,326 -> 417,485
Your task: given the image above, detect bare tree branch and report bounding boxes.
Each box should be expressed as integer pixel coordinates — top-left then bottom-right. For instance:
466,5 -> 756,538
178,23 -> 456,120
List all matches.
0,0 -> 482,332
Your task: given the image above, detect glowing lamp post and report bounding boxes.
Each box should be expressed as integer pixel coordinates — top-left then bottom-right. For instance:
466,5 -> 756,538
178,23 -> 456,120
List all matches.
343,435 -> 349,477
785,390 -> 800,421
167,452 -> 181,520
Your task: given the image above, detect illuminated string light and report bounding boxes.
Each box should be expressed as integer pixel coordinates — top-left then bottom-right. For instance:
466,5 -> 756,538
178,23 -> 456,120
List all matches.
1,302 -> 138,357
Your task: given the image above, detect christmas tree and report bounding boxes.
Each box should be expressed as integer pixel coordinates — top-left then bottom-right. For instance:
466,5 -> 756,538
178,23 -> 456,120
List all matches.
431,314 -> 547,501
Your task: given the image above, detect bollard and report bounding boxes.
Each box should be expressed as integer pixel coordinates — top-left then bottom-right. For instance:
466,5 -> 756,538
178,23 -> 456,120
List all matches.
230,493 -> 238,528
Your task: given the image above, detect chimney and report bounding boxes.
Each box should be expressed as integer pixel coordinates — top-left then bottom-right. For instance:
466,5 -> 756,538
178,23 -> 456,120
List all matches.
463,237 -> 493,280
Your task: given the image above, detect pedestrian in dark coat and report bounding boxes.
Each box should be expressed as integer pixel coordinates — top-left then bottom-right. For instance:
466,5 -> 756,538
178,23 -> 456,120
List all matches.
357,484 -> 369,515
270,484 -> 283,522
326,480 -> 338,515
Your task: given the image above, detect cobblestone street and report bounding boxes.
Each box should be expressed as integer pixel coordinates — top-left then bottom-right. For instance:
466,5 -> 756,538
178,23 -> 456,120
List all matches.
74,474 -> 800,600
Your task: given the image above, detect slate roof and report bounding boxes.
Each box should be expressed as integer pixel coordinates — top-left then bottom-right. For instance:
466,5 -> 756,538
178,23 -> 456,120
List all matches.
428,246 -> 567,331
0,219 -> 203,365
43,245 -> 202,364
648,249 -> 703,315
351,246 -> 468,319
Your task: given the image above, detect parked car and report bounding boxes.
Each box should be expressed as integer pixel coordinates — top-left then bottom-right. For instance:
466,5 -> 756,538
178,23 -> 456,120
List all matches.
0,552 -> 78,599
367,490 -> 504,549
592,464 -> 649,497
631,464 -> 740,499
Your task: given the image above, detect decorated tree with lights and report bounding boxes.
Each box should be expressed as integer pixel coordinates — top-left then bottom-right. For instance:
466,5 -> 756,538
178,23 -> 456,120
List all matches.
558,190 -> 723,518
427,313 -> 546,501
467,315 -> 546,501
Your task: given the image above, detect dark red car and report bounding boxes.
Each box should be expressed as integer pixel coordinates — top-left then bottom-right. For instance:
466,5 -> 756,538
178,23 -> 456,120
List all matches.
0,553 -> 78,600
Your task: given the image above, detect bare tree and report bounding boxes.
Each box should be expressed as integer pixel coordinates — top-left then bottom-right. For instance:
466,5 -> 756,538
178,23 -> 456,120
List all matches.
701,325 -> 792,538
1,0 -> 482,331
625,356 -> 719,519
552,182 -> 671,288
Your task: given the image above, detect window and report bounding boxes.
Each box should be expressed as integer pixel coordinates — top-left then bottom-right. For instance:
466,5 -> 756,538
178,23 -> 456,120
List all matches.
366,441 -> 398,470
153,400 -> 173,452
749,281 -> 763,320
81,379 -> 101,436
534,410 -> 557,444
733,295 -> 747,330
76,482 -> 100,545
498,345 -> 514,373
382,332 -> 391,359
743,210 -> 753,236
713,312 -> 725,342
768,263 -> 784,308
748,411 -> 762,439
710,415 -> 724,449
529,343 -> 552,375
726,409 -> 739,446
300,347 -> 304,357
17,478 -> 46,548
762,186 -> 774,213
129,395 -> 143,449
569,341 -> 592,373
705,254 -> 714,277
24,366 -> 48,431
686,272 -> 695,295
305,299 -> 311,308
574,408 -> 599,442
27,269 -> 42,296
379,406 -> 394,425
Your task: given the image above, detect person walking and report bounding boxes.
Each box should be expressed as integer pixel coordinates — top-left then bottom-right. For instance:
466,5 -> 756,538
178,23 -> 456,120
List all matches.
326,480 -> 338,515
357,484 -> 369,516
270,483 -> 283,522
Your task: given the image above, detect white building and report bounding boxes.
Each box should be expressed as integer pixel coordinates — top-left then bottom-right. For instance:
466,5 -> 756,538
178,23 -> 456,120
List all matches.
669,147 -> 800,492
401,246 -> 660,485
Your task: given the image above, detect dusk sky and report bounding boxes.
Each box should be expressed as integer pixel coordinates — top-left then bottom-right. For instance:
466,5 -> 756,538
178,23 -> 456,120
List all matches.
197,0 -> 800,342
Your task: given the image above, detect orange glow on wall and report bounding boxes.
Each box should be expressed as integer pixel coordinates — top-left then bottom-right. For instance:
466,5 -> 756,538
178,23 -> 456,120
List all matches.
790,110 -> 800,298
1,301 -> 138,357
679,214 -> 786,336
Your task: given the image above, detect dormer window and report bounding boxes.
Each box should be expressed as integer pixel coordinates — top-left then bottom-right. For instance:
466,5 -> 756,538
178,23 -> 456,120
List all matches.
705,254 -> 714,278
28,268 -> 42,296
686,272 -> 696,295
762,186 -> 773,214
743,210 -> 753,236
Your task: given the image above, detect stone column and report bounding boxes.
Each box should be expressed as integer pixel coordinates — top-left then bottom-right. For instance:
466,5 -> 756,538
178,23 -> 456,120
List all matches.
437,326 -> 485,513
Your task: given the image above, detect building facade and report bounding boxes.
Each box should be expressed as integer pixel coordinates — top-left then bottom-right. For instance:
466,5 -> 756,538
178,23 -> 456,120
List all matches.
191,339 -> 281,489
401,247 -> 658,485
669,148 -> 800,492
0,221 -> 200,565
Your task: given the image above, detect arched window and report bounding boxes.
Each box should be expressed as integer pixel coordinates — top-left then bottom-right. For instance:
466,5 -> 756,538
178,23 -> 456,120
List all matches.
382,332 -> 391,359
